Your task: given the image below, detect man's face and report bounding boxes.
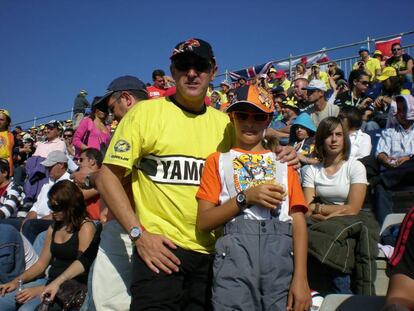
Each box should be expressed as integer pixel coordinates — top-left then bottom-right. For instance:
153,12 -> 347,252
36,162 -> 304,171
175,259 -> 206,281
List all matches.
48,163 -> 65,181
293,80 -> 308,101
210,92 -> 220,103
63,131 -> 73,144
359,51 -> 369,59
392,45 -> 402,57
306,89 -> 323,103
107,93 -> 129,122
171,54 -> 216,103
0,113 -> 8,131
268,72 -> 277,80
354,76 -> 370,93
46,126 -> 59,141
154,75 -> 166,89
79,153 -> 94,169
238,79 -> 246,86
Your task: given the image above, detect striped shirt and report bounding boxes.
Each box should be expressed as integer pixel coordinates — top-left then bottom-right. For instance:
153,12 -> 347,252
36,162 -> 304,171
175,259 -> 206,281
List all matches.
0,179 -> 25,218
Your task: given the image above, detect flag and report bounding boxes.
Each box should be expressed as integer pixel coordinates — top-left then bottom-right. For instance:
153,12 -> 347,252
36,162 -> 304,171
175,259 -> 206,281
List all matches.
228,62 -> 273,82
375,37 -> 401,58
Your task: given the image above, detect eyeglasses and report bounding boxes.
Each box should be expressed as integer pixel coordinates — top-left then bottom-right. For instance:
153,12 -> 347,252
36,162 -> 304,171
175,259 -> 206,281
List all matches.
359,81 -> 370,86
392,48 -> 401,52
173,57 -> 213,73
233,111 -> 271,122
48,200 -> 64,212
108,95 -> 122,114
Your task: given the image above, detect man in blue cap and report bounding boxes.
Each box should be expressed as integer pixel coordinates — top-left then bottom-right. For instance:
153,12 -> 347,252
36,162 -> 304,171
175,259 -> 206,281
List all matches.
352,45 -> 382,81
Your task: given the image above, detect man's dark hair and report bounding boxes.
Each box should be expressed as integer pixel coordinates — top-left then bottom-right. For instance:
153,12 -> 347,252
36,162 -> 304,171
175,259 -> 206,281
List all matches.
391,42 -> 401,50
349,70 -> 369,90
339,106 -> 363,130
112,89 -> 148,101
152,69 -> 165,81
64,128 -> 74,135
81,148 -> 103,167
0,159 -> 10,179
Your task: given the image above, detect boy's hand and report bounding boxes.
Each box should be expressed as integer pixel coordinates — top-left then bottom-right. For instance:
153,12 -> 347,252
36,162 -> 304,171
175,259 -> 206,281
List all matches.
245,184 -> 286,210
287,275 -> 311,311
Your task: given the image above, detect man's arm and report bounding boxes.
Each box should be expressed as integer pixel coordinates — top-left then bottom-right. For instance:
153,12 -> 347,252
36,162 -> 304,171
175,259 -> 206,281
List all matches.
94,164 -> 181,274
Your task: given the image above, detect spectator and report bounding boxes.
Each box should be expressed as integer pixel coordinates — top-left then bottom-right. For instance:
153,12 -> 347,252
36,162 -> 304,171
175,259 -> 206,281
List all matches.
0,109 -> 14,176
352,46 -> 381,81
302,117 -> 368,293
209,90 -> 221,110
63,119 -> 73,130
308,64 -> 330,90
237,76 -> 247,88
90,38 -> 297,310
218,80 -> 231,103
334,71 -> 373,110
338,106 -> 372,160
289,113 -> 318,166
73,75 -> 148,311
268,69 -> 291,91
373,50 -> 386,69
373,94 -> 414,225
73,96 -> 111,160
63,128 -> 75,159
32,120 -> 66,159
385,43 -> 413,83
0,159 -> 25,219
327,62 -> 345,82
304,80 -> 339,126
24,151 -> 71,242
72,90 -> 90,128
13,135 -> 35,186
293,62 -> 308,80
292,78 -> 311,111
0,180 -> 100,311
196,85 -> 311,311
147,69 -> 167,99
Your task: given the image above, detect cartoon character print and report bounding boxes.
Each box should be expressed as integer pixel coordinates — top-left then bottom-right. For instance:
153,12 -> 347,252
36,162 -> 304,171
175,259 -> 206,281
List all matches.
172,39 -> 201,56
233,153 -> 276,192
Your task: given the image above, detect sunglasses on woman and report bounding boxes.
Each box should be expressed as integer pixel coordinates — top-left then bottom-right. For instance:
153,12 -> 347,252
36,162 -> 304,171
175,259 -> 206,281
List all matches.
48,200 -> 64,212
233,111 -> 271,122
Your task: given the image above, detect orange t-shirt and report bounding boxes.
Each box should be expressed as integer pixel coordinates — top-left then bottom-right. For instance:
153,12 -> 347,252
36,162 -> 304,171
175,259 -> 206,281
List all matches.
86,196 -> 100,221
197,149 -> 307,219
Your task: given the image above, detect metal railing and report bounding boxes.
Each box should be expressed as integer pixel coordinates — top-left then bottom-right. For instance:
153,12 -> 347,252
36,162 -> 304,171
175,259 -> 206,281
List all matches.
12,30 -> 414,128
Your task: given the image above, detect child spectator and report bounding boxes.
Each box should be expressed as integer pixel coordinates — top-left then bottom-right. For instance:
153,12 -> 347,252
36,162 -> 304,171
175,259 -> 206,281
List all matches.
289,113 -> 318,166
196,85 -> 311,311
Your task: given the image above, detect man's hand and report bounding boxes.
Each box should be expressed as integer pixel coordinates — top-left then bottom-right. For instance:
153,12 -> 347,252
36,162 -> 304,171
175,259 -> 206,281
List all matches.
136,231 -> 181,275
245,183 -> 286,210
274,145 -> 300,169
15,286 -> 44,304
71,167 -> 94,188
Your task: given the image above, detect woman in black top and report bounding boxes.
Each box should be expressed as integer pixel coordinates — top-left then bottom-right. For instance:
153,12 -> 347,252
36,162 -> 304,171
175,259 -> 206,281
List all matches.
0,180 -> 100,310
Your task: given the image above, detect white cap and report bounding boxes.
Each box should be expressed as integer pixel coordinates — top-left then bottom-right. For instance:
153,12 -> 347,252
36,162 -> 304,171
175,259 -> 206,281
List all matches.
303,79 -> 327,92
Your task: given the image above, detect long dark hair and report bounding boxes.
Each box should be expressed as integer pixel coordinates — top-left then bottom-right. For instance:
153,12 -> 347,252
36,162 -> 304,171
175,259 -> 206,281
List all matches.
315,117 -> 350,163
48,180 -> 87,232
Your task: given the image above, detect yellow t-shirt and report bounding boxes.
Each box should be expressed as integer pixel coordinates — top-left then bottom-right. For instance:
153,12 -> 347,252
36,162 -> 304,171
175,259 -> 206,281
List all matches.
267,78 -> 292,91
0,131 -> 11,159
353,57 -> 381,81
104,96 -> 234,254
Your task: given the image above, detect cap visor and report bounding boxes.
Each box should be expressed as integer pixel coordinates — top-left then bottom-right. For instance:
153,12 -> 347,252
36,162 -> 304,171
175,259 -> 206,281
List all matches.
41,159 -> 55,167
94,92 -> 113,112
226,101 -> 269,113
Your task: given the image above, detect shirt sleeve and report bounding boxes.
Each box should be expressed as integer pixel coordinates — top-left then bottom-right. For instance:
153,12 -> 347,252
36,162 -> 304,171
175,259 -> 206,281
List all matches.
288,166 -> 307,213
376,129 -> 391,157
73,118 -> 89,150
349,160 -> 368,185
359,133 -> 372,158
301,164 -> 316,188
196,152 -> 222,205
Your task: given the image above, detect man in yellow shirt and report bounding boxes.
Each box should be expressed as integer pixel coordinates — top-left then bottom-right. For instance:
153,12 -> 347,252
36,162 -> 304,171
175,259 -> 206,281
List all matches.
267,68 -> 291,91
353,46 -> 382,81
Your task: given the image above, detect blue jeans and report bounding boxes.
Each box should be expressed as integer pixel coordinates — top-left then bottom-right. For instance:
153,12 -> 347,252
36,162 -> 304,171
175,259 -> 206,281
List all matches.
0,278 -> 47,311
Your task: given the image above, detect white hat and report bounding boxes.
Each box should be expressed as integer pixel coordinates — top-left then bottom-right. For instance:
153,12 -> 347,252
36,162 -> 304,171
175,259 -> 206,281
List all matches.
41,150 -> 68,167
303,79 -> 327,92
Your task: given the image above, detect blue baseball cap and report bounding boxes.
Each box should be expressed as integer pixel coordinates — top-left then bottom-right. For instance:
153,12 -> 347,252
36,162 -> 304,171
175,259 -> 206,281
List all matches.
358,46 -> 369,53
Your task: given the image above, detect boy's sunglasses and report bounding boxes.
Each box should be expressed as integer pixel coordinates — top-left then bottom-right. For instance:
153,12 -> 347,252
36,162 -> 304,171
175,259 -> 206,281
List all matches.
173,57 -> 213,73
233,111 -> 271,122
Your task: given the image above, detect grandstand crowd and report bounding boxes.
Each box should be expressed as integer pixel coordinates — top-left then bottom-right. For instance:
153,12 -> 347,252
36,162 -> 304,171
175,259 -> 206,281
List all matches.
0,38 -> 413,311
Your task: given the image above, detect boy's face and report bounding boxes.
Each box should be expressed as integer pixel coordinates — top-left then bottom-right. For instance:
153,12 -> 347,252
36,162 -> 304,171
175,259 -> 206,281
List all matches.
231,105 -> 271,148
295,126 -> 310,140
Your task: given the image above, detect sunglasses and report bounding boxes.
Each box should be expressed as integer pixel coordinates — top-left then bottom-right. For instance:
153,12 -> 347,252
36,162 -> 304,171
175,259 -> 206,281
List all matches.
392,48 -> 401,52
173,57 -> 213,73
359,81 -> 370,86
64,134 -> 73,138
233,111 -> 271,122
48,200 -> 64,212
328,64 -> 335,67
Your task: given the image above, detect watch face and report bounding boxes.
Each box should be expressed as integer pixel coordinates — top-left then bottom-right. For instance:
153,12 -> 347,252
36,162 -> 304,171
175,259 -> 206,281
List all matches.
130,227 -> 141,238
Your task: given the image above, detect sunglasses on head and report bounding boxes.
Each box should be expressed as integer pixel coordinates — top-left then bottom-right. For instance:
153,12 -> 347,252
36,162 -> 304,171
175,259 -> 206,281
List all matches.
173,57 -> 213,73
48,200 -> 64,212
233,111 -> 271,122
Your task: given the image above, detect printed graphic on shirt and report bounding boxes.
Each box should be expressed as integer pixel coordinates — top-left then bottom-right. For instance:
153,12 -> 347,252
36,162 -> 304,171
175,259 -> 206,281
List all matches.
139,154 -> 205,186
233,153 -> 277,192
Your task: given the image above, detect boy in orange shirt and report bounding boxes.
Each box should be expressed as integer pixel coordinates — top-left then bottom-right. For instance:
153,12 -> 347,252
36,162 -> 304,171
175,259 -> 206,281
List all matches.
196,85 -> 310,311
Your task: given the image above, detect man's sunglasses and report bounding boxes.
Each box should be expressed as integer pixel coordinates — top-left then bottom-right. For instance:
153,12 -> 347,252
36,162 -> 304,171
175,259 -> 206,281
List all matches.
233,111 -> 271,122
48,200 -> 64,212
173,58 -> 213,73
64,134 -> 73,138
359,81 -> 370,86
392,48 -> 401,52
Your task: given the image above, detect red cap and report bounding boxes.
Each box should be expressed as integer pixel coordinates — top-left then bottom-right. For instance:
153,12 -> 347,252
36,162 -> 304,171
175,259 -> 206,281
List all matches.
275,70 -> 286,79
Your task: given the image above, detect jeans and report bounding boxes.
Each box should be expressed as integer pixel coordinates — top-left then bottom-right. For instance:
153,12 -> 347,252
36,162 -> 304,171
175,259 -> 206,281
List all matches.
0,278 -> 47,311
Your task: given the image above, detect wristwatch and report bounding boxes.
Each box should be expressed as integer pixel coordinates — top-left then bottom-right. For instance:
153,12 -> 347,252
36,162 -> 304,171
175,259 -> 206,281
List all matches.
236,191 -> 248,211
128,226 -> 145,242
